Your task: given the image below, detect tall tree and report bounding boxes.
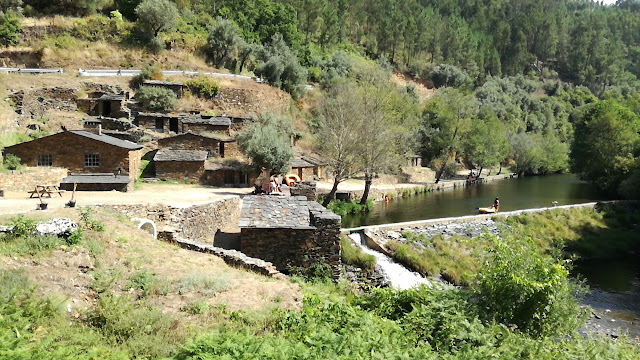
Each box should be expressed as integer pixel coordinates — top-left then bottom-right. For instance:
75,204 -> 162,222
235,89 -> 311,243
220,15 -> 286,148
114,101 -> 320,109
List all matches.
135,0 -> 178,39
237,113 -> 294,176
316,84 -> 364,207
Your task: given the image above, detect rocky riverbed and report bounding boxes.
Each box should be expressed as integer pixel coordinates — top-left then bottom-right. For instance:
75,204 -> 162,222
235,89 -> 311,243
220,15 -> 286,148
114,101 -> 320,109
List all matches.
367,219 -> 503,245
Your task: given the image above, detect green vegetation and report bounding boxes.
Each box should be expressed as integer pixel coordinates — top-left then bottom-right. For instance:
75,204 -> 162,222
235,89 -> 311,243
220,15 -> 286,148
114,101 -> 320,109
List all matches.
0,10 -> 21,46
135,86 -> 178,112
2,153 -> 21,170
185,75 -> 220,98
340,235 -> 376,271
325,199 -> 373,216
237,112 -> 294,176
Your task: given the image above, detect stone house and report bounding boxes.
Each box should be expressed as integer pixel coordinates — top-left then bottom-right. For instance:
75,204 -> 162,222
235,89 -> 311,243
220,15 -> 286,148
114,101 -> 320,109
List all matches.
3,129 -> 143,182
77,93 -> 129,119
134,112 -> 185,133
158,131 -> 222,157
180,116 -> 231,135
239,196 -> 341,275
406,154 -> 423,167
153,150 -> 208,183
204,161 -> 255,187
143,80 -> 184,98
290,156 -> 328,180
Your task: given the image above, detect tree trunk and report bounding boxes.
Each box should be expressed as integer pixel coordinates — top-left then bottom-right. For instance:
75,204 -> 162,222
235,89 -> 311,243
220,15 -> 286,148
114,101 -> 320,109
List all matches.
359,173 -> 373,205
477,167 -> 483,178
497,162 -> 503,175
435,160 -> 447,183
322,178 -> 340,207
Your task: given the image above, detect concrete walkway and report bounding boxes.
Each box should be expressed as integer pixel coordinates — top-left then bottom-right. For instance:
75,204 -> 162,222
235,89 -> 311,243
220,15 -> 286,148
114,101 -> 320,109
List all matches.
343,202 -> 599,233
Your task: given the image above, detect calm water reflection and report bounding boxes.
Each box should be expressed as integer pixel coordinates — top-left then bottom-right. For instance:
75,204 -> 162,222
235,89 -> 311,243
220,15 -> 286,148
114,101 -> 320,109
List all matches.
342,174 -> 610,228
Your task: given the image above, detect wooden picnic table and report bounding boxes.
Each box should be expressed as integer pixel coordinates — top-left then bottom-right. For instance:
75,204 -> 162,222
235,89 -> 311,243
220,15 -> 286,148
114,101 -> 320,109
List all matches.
28,184 -> 65,198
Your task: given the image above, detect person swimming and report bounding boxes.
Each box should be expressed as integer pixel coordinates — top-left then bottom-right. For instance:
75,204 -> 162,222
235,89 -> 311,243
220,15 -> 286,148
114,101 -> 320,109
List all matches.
489,197 -> 500,212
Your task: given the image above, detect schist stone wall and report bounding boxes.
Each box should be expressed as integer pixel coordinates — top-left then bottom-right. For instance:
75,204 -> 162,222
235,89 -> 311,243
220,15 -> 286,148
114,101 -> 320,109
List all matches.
158,133 -> 221,156
289,181 -> 317,201
0,167 -> 68,191
239,196 -> 341,276
155,160 -> 205,183
95,197 -> 241,243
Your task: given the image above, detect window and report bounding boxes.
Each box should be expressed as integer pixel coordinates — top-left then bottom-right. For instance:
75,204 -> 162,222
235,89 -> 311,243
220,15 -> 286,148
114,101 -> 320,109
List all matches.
84,153 -> 100,167
37,154 -> 52,167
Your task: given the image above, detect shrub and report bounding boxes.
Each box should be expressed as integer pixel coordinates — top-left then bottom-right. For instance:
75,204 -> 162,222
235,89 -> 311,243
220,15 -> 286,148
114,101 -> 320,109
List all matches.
130,63 -> 162,89
135,86 -> 177,112
326,199 -> 373,216
475,235 -> 587,337
0,10 -> 21,46
78,207 -> 105,232
340,235 -> 376,271
3,153 -> 21,170
186,75 -> 220,98
8,215 -> 36,238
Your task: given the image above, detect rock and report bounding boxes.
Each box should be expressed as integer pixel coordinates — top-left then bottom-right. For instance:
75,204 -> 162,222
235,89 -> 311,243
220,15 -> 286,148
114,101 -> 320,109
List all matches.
36,218 -> 78,237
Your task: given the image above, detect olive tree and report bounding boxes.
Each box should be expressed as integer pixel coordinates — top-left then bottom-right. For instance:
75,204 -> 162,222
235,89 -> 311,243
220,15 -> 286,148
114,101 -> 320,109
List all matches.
255,33 -> 307,98
236,113 -> 294,176
134,0 -> 177,40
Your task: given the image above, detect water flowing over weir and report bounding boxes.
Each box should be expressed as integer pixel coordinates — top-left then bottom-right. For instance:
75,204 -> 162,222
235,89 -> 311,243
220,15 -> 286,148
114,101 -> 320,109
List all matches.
348,232 -> 433,290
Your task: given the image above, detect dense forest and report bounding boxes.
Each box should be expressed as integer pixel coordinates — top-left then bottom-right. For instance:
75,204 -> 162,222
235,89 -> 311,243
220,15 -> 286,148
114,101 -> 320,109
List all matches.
1,0 -> 640,198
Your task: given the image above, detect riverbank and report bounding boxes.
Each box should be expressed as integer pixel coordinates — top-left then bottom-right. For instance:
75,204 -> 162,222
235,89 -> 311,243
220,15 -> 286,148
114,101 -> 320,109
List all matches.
348,204 -> 640,343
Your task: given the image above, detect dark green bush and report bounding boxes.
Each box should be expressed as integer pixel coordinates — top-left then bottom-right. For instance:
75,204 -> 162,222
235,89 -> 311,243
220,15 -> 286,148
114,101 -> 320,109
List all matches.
135,86 -> 177,112
326,199 -> 373,216
0,10 -> 21,46
3,153 -> 21,170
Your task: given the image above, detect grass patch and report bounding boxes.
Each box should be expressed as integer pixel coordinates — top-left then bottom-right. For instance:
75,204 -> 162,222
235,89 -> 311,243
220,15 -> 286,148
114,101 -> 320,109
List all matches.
178,273 -> 233,296
340,235 -> 376,271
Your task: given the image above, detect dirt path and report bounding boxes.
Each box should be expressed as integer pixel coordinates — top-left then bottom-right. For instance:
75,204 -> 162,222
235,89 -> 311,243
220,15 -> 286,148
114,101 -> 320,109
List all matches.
0,183 -> 253,215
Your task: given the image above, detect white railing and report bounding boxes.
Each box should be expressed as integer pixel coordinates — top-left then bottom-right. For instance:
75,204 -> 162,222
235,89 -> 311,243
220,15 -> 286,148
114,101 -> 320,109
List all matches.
78,68 -> 262,82
0,67 -> 64,74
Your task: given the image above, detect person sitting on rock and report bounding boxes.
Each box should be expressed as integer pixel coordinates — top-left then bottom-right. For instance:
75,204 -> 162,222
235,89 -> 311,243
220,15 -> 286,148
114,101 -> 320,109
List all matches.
489,197 -> 500,212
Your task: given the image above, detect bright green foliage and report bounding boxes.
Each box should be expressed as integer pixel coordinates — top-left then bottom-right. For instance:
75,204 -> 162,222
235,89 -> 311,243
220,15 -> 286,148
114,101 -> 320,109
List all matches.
134,0 -> 178,39
326,199 -> 373,216
135,86 -> 178,112
340,235 -> 376,271
8,214 -> 35,238
78,207 -> 105,232
3,153 -> 21,170
463,115 -> 509,176
236,112 -> 294,175
475,235 -> 587,337
0,10 -> 21,46
571,100 -> 640,193
185,75 -> 220,98
130,63 -> 162,89
255,33 -> 307,98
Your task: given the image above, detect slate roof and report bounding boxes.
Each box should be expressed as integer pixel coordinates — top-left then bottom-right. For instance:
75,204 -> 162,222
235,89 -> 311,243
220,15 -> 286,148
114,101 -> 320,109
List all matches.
97,94 -> 126,101
291,157 -> 316,168
301,155 -> 329,166
68,130 -> 143,150
181,116 -> 231,126
143,80 -> 184,86
239,195 -> 314,229
154,149 -> 208,162
61,173 -> 131,184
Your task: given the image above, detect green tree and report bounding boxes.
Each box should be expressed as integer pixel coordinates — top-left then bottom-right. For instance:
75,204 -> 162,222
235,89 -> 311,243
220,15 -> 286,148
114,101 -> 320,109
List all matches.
206,17 -> 241,68
316,83 -> 364,206
134,0 -> 178,40
236,113 -> 294,176
135,86 -> 177,112
463,116 -> 508,177
114,0 -> 141,20
0,0 -> 21,12
571,100 -> 640,193
255,33 -> 307,98
0,10 -> 20,46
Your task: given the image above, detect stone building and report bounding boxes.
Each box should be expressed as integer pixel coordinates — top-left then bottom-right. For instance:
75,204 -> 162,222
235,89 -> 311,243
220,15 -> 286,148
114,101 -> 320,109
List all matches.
204,161 -> 255,187
239,196 -> 341,275
158,132 -> 222,156
153,150 -> 208,183
143,80 -> 184,98
77,93 -> 129,119
134,112 -> 184,133
290,156 -> 328,180
180,116 -> 231,135
3,129 -> 143,182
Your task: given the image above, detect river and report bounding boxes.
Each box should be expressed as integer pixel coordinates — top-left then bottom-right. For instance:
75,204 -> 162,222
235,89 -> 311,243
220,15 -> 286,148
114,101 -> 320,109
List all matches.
342,173 -> 610,228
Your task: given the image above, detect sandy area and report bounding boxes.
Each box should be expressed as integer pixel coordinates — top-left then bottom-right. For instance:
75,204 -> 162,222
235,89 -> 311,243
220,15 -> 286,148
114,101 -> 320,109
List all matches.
0,183 -> 254,215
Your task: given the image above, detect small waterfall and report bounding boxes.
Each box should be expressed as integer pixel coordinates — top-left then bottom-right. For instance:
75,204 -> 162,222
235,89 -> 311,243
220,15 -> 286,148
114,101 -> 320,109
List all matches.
348,232 -> 433,290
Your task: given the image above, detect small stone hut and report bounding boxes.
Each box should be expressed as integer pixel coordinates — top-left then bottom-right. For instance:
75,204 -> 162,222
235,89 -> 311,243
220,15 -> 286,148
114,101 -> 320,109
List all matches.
77,93 -> 129,119
153,149 -> 208,183
204,161 -> 255,187
158,131 -> 223,157
180,116 -> 231,135
3,129 -> 143,182
290,156 -> 328,180
134,112 -> 184,133
239,196 -> 341,275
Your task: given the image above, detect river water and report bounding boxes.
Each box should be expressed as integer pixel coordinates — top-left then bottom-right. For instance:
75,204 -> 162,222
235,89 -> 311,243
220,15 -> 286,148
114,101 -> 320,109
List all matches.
342,174 -> 610,228
342,174 -> 640,330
